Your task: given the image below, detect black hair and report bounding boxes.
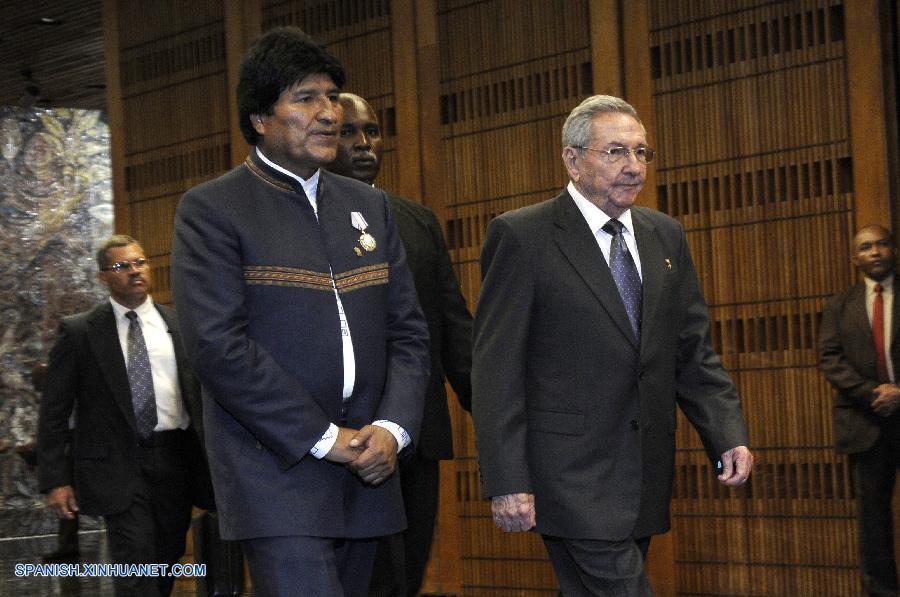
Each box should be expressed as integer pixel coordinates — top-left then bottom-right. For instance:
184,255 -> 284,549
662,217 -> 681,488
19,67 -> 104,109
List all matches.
237,27 -> 346,145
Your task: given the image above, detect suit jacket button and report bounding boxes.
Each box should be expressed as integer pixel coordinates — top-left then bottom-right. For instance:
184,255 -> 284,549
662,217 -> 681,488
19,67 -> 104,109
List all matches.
630,420 -> 640,430
255,441 -> 262,450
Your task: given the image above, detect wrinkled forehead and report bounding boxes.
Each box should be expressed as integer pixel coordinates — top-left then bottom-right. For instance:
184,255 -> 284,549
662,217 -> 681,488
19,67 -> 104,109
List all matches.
589,112 -> 647,146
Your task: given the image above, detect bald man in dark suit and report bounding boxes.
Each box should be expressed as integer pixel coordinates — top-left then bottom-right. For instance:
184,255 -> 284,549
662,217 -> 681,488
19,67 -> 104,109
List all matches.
329,92 -> 473,597
819,224 -> 900,597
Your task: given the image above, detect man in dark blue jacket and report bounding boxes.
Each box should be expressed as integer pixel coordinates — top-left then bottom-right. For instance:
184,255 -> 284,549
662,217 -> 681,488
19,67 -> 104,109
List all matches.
171,28 -> 430,597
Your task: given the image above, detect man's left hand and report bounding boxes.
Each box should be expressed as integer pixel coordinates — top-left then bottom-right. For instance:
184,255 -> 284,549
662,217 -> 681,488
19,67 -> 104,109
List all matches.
717,445 -> 753,486
347,425 -> 398,486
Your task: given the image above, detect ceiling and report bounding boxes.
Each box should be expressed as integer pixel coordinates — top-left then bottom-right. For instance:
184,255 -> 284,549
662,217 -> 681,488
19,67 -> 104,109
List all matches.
0,0 -> 106,111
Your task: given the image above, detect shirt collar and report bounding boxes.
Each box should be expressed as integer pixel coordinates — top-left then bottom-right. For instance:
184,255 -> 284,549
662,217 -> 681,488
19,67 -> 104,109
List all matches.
865,274 -> 895,292
252,147 -> 321,201
109,295 -> 155,320
567,181 -> 635,236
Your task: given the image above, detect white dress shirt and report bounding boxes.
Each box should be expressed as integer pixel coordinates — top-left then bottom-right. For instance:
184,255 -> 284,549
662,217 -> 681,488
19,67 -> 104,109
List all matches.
865,275 -> 895,383
568,181 -> 643,279
109,296 -> 188,431
255,148 -> 409,457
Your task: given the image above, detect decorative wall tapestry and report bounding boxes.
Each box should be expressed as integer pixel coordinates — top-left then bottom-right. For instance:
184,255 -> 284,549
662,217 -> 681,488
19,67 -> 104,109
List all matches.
0,107 -> 112,523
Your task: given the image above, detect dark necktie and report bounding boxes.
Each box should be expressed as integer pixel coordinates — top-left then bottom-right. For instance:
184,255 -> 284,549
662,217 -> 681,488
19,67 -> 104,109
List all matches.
602,219 -> 643,342
125,310 -> 157,438
873,283 -> 889,383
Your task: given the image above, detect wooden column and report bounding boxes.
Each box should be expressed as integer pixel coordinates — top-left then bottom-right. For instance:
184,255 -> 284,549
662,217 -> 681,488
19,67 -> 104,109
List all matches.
102,0 -> 128,234
846,0 -> 893,227
622,0 -> 657,212
414,0 -> 445,214
590,0 -> 623,96
390,0 -> 423,202
224,0 -> 261,167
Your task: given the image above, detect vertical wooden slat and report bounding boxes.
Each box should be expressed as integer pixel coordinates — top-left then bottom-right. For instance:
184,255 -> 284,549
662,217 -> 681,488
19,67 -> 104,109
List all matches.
224,0 -> 261,168
845,0 -> 892,228
103,0 -> 128,234
590,0 -> 623,96
391,0 -> 423,203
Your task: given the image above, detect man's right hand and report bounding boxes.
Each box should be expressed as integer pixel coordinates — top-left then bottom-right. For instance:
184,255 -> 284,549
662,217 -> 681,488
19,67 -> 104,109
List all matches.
323,427 -> 365,463
491,492 -> 536,532
47,486 -> 78,519
871,384 -> 900,417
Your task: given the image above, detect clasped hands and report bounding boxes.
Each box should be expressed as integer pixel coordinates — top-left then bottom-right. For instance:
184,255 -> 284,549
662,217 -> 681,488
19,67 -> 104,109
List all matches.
324,425 -> 398,486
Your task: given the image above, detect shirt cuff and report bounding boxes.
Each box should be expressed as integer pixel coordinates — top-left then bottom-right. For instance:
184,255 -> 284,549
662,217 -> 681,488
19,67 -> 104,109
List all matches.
309,423 -> 339,459
372,420 -> 410,450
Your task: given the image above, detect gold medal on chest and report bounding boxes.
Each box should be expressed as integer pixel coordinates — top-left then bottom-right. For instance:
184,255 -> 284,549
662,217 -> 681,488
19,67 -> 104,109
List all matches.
359,232 -> 376,251
351,211 -> 377,252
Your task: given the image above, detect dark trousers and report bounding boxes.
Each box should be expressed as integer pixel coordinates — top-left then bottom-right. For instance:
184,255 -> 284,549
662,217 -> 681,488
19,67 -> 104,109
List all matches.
369,454 -> 440,596
103,434 -> 194,597
543,535 -> 653,597
242,535 -> 378,597
57,515 -> 80,554
850,428 -> 900,597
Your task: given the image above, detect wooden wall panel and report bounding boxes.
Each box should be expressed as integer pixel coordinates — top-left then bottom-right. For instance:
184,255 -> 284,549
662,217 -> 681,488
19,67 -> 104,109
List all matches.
108,0 -> 231,310
647,0 -> 874,594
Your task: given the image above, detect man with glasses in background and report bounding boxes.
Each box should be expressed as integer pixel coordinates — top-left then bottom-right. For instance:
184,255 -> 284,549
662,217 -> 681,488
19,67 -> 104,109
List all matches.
38,234 -> 212,596
471,95 -> 753,595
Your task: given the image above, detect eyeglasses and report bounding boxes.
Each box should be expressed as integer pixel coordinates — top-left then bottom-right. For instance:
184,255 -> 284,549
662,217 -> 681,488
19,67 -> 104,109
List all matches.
574,146 -> 656,164
102,258 -> 149,273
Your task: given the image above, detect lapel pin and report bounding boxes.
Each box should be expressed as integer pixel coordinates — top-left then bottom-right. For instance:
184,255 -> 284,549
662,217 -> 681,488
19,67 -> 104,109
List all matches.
354,247 -> 362,257
664,258 -> 672,270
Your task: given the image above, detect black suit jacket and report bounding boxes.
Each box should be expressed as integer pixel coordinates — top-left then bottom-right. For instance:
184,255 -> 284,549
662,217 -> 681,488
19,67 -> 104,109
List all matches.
37,300 -> 212,515
472,191 -> 749,540
819,273 -> 900,454
387,193 -> 473,461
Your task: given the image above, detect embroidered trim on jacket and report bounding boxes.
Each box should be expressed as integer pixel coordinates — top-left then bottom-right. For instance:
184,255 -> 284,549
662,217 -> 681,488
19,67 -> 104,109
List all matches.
245,159 -> 296,193
243,263 -> 389,293
243,266 -> 334,291
335,263 -> 390,293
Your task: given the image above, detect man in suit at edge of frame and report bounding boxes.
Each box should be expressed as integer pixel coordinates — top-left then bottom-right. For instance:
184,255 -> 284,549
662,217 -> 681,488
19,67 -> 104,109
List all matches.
328,92 -> 474,597
38,234 -> 213,596
471,94 -> 753,596
819,224 -> 900,597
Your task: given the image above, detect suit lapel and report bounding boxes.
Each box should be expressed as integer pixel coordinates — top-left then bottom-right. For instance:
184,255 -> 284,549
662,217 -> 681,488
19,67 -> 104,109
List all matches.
552,191 -> 638,349
889,274 -> 899,356
156,305 -> 193,408
631,208 -> 664,352
86,303 -> 137,431
846,283 -> 874,346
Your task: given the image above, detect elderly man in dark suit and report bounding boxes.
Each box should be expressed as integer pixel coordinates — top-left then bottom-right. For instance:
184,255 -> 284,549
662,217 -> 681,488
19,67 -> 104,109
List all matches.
171,29 -> 430,597
819,224 -> 900,597
471,95 -> 753,595
328,92 -> 473,597
37,234 -> 211,597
